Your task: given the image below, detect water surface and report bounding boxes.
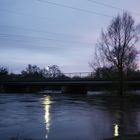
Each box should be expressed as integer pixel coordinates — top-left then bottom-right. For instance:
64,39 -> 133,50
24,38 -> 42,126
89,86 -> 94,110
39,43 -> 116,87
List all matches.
0,93 -> 140,140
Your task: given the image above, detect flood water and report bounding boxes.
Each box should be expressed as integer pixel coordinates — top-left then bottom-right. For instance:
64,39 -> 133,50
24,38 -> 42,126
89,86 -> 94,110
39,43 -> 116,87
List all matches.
0,93 -> 140,140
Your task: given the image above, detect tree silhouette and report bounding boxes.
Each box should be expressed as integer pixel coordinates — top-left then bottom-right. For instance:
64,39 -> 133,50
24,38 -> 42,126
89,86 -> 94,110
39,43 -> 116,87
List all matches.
47,65 -> 62,78
92,12 -> 140,95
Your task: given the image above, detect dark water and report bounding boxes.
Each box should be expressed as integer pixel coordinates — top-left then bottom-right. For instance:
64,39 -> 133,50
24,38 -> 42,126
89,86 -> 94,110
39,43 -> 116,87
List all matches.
0,94 -> 140,140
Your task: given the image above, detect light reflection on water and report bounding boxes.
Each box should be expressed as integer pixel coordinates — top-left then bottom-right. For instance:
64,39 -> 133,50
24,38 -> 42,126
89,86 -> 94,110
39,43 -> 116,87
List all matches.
44,96 -> 51,139
113,110 -> 121,137
114,123 -> 119,136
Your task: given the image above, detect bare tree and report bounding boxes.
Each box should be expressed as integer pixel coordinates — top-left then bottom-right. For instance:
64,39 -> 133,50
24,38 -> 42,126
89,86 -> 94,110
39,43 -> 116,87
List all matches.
0,66 -> 9,80
0,67 -> 8,75
21,64 -> 40,75
92,12 -> 140,95
47,65 -> 62,78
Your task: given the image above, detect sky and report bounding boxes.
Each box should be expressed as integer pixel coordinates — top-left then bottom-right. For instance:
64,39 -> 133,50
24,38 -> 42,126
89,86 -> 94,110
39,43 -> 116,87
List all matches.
0,0 -> 140,73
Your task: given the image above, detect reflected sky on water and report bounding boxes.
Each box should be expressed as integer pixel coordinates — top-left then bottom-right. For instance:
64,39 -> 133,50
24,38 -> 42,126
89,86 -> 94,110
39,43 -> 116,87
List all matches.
0,94 -> 140,140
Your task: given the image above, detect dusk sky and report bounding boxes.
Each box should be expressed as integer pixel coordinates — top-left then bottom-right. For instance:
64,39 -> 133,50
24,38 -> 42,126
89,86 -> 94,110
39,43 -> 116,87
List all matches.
0,0 -> 140,73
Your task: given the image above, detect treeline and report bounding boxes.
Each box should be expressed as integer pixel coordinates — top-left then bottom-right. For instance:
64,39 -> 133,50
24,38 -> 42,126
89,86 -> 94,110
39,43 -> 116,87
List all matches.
1,64 -> 140,81
93,67 -> 140,81
0,64 -> 67,81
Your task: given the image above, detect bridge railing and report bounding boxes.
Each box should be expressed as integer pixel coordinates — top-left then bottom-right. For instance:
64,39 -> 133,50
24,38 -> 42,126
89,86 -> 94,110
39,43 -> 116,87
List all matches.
42,72 -> 94,79
63,72 -> 94,79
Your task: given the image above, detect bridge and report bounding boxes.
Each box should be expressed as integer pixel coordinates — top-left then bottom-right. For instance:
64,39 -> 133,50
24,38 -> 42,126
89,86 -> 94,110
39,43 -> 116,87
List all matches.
0,72 -> 140,93
0,80 -> 140,94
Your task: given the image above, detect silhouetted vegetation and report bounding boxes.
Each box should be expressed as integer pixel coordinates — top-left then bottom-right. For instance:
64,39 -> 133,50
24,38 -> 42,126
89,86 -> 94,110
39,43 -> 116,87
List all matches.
91,12 -> 140,95
0,64 -> 68,81
1,64 -> 140,82
21,64 -> 46,81
0,66 -> 9,80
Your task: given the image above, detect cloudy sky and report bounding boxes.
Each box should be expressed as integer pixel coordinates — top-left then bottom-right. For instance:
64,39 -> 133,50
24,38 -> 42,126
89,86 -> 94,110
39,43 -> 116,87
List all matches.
0,0 -> 140,73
